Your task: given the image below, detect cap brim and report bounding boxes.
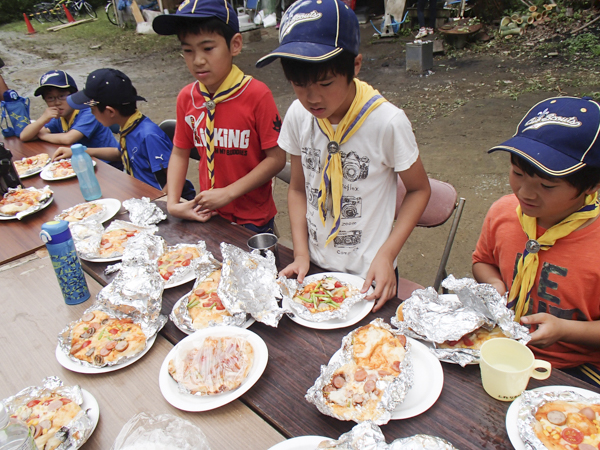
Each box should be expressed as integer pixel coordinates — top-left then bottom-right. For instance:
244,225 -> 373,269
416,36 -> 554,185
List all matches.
67,91 -> 94,109
256,42 -> 344,68
34,83 -> 72,97
489,135 -> 587,177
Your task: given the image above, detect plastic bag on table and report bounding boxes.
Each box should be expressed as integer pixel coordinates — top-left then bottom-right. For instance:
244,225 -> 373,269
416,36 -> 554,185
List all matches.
111,412 -> 212,450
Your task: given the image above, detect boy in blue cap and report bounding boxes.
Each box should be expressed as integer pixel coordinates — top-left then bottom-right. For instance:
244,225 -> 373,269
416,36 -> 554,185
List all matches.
152,0 -> 286,232
256,0 -> 431,311
20,70 -> 117,153
473,96 -> 600,386
52,68 -> 195,199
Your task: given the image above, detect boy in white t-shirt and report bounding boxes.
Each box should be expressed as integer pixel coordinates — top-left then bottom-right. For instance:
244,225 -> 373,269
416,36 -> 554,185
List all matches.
256,0 -> 431,311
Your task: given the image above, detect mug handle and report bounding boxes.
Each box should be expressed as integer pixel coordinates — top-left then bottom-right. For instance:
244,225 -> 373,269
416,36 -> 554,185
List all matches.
531,359 -> 552,380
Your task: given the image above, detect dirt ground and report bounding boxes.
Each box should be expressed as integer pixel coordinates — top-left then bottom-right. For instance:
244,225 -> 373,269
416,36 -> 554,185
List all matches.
2,23 -> 599,288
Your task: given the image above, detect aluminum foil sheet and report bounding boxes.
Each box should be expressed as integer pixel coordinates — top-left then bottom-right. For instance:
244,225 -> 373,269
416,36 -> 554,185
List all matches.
279,275 -> 367,322
54,201 -> 106,224
317,421 -> 458,449
104,234 -> 167,275
218,243 -> 285,327
306,319 -> 413,425
1,376 -> 93,450
517,389 -> 600,450
123,197 -> 167,226
0,185 -> 53,220
159,241 -> 209,287
391,275 -> 530,366
58,304 -> 166,368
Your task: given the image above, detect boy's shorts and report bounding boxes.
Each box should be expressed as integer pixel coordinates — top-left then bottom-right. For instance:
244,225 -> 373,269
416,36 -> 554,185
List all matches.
241,217 -> 275,235
561,364 -> 600,388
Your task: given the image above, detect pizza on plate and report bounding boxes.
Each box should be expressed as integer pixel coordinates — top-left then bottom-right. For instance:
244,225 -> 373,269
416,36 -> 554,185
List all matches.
13,153 -> 50,176
186,269 -> 232,329
99,229 -> 139,257
68,310 -> 146,366
46,160 -> 74,178
0,186 -> 52,216
168,336 -> 254,395
293,276 -> 359,313
322,324 -> 407,421
158,246 -> 202,281
56,202 -> 104,223
533,400 -> 600,450
10,394 -> 83,450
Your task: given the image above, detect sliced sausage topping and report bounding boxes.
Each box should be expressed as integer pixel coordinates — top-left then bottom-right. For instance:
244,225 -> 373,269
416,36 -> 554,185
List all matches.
81,312 -> 95,322
364,380 -> 376,393
332,375 -> 346,389
546,410 -> 567,426
115,341 -> 129,352
354,368 -> 367,382
579,407 -> 595,421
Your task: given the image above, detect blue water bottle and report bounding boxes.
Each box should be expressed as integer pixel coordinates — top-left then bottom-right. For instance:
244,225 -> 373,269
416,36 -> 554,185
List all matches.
40,220 -> 90,305
71,144 -> 102,201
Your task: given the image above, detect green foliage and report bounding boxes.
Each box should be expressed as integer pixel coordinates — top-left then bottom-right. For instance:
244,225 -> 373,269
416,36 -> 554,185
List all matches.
0,0 -> 104,24
565,33 -> 600,57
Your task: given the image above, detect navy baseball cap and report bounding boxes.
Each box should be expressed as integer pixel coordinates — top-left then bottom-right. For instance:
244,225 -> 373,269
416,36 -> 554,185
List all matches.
489,97 -> 600,177
152,0 -> 239,35
67,68 -> 146,109
256,0 -> 360,68
34,70 -> 77,96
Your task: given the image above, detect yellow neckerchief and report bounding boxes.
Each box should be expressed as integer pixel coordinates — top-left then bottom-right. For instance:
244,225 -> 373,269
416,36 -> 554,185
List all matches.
60,110 -> 80,132
198,65 -> 252,189
509,192 -> 599,321
315,78 -> 387,245
118,110 -> 144,176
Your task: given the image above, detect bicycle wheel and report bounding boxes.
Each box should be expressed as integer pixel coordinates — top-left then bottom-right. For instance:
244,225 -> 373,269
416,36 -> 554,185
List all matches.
52,5 -> 68,23
106,2 -> 117,25
83,1 -> 97,18
31,8 -> 45,23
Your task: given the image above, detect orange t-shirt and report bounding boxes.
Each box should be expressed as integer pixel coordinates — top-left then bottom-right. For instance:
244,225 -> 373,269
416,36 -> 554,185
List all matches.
473,194 -> 600,370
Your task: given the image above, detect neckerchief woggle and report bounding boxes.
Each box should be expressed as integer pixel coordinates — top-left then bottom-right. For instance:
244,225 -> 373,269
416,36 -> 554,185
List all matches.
509,192 -> 599,321
198,65 -> 252,189
60,110 -> 80,132
118,110 -> 145,176
315,78 -> 387,246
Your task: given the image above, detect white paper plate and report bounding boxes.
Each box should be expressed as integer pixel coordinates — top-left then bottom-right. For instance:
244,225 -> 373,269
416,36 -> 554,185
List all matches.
57,198 -> 122,225
283,272 -> 374,330
0,196 -> 54,221
55,334 -> 156,374
40,159 -> 96,181
506,385 -> 600,450
391,337 -> 444,419
76,389 -> 100,449
18,159 -> 51,178
267,436 -> 330,450
159,326 -> 268,412
78,254 -> 122,263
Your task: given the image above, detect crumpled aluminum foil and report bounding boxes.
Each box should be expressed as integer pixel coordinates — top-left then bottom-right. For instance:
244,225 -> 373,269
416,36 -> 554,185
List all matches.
0,185 -> 53,220
170,256 -> 248,334
391,275 -> 530,366
1,376 -> 93,450
317,421 -> 458,449
104,234 -> 167,275
123,197 -> 167,226
517,389 -> 600,450
58,303 -> 166,368
279,275 -> 367,322
71,220 -> 158,260
54,201 -> 106,224
218,243 -> 285,327
306,319 -> 413,425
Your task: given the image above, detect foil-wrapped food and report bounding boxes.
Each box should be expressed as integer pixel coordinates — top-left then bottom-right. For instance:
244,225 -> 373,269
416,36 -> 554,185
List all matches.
391,275 -> 530,366
0,185 -> 53,219
122,197 -> 166,226
158,241 -> 208,288
317,421 -> 458,449
1,376 -> 95,450
306,319 -> 413,425
54,200 -> 106,224
517,389 -> 600,450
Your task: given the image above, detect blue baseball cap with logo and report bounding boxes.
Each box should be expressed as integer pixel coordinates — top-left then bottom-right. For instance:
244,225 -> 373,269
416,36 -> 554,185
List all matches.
256,0 -> 360,68
34,70 -> 77,96
67,68 -> 146,109
153,0 -> 239,35
489,96 -> 600,177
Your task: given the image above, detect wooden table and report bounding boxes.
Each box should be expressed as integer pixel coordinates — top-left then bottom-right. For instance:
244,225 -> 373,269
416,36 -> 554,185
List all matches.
0,257 -> 285,449
0,136 -> 164,265
82,203 -> 600,448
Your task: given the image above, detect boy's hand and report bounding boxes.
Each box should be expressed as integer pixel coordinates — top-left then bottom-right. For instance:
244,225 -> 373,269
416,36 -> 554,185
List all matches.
362,255 -> 397,313
521,313 -> 564,348
279,254 -> 310,283
40,107 -> 60,124
168,200 -> 218,222
194,187 -> 233,212
53,147 -> 72,161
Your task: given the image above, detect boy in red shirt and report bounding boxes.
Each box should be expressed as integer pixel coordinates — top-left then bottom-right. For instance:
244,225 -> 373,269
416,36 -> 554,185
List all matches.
153,0 -> 285,233
473,96 -> 600,386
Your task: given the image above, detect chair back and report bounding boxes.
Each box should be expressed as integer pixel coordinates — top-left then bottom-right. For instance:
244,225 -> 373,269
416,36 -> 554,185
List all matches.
395,177 -> 457,226
158,119 -> 200,161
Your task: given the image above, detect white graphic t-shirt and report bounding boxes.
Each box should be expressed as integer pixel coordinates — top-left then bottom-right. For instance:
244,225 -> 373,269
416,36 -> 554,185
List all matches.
278,99 -> 420,278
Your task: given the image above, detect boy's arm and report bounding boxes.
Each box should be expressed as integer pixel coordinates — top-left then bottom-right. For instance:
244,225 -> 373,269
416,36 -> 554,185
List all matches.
194,146 -> 286,211
279,155 -> 311,282
39,128 -> 85,146
472,262 -> 507,295
20,107 -> 60,141
364,157 -> 431,312
53,146 -> 121,161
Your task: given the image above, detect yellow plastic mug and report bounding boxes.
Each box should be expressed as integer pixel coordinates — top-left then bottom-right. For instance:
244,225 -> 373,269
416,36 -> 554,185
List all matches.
479,338 -> 551,401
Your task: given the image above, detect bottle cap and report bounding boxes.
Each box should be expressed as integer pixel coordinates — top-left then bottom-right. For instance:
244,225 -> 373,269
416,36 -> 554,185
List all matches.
41,220 -> 72,244
71,143 -> 86,154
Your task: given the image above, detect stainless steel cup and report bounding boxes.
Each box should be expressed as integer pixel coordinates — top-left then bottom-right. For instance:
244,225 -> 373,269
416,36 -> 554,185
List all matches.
247,233 -> 279,266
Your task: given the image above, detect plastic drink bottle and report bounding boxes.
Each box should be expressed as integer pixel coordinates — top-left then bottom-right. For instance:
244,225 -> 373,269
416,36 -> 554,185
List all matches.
70,143 -> 101,201
0,403 -> 35,450
40,220 -> 90,305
